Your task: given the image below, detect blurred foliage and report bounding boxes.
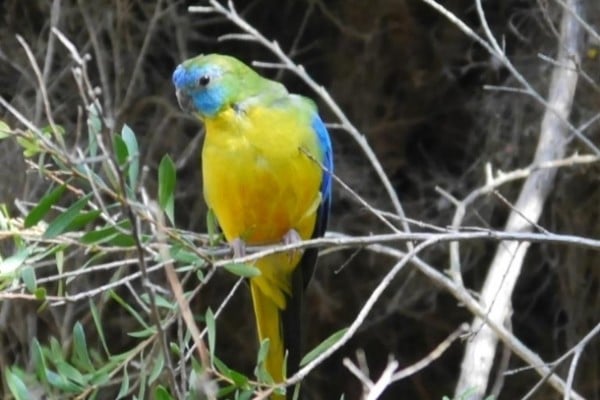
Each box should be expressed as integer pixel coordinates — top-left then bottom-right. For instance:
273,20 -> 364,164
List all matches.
0,0 -> 599,399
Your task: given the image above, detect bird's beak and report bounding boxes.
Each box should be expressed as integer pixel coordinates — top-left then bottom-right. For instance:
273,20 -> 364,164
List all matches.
176,89 -> 193,113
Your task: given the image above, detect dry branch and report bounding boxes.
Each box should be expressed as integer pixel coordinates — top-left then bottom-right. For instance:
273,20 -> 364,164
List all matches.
455,0 -> 584,398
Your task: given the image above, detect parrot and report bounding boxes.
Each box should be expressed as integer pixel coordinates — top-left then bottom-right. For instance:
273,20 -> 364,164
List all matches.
172,53 -> 333,398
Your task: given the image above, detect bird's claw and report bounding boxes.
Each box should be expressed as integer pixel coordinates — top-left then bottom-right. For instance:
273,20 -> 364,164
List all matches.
283,229 -> 302,261
232,238 -> 246,258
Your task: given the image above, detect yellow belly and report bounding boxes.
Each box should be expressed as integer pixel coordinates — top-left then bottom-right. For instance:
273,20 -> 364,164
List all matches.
201,106 -> 322,246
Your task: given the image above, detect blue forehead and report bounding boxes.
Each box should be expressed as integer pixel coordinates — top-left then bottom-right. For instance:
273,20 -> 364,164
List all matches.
172,63 -> 223,89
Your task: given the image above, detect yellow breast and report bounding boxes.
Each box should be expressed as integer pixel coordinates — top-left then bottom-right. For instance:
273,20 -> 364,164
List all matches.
201,105 -> 322,246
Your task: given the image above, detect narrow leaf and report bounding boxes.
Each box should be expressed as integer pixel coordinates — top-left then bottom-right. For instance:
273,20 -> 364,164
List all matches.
86,104 -> 101,157
20,265 -> 36,292
5,368 -> 30,400
213,357 -> 248,388
121,124 -> 139,191
89,299 -> 110,356
116,367 -> 130,399
154,386 -> 174,400
237,390 -> 254,400
32,339 -> 48,383
255,339 -> 273,383
81,220 -> 133,246
300,327 -> 348,367
34,287 -> 46,300
206,209 -> 220,246
158,155 -> 176,224
113,134 -> 128,167
73,322 -> 94,371
206,308 -> 216,363
43,193 -> 92,239
224,263 -> 261,278
24,184 -> 67,228
66,209 -> 101,231
0,248 -> 30,276
0,120 -> 11,139
148,351 -> 164,384
55,360 -> 86,386
109,290 -> 150,329
170,245 -> 205,266
127,327 -> 157,338
169,342 -> 181,356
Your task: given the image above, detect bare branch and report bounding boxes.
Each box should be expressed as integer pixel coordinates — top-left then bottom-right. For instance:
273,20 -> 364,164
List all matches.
455,0 -> 585,397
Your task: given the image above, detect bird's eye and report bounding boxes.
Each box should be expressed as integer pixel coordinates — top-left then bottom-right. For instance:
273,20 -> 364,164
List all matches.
198,75 -> 210,87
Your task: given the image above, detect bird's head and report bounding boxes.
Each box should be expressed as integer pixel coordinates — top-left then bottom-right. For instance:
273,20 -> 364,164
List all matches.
172,54 -> 262,119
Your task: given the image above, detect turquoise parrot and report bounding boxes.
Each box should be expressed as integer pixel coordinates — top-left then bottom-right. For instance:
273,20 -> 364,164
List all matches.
172,54 -> 333,398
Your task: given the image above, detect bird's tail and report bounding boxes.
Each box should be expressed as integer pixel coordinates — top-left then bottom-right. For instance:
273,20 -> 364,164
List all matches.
250,271 -> 303,400
250,280 -> 285,399
250,256 -> 305,399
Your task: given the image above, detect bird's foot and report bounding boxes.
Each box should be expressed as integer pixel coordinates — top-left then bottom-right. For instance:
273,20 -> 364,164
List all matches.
231,238 -> 246,258
282,229 -> 302,260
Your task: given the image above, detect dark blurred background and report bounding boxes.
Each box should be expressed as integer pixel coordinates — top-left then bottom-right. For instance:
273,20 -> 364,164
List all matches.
1,1 -> 599,399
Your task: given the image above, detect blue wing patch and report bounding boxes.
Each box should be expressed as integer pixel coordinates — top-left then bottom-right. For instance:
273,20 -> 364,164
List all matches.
311,115 -> 333,202
311,114 -> 333,239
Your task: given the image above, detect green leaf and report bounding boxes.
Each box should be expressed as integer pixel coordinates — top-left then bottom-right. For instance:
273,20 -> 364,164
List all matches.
43,193 -> 92,239
214,357 -> 248,388
255,339 -> 273,383
0,120 -> 11,139
170,245 -> 206,266
121,124 -> 139,191
81,220 -> 132,246
56,249 -> 64,296
139,293 -> 175,310
89,299 -> 110,357
110,290 -> 150,330
32,339 -> 48,383
291,383 -> 301,400
55,360 -> 86,386
0,248 -> 30,276
149,351 -> 164,384
127,326 -> 158,338
107,233 -> 136,247
5,368 -> 30,400
20,265 -> 36,292
116,367 -> 130,399
73,322 -> 94,372
216,385 -> 237,398
46,369 -> 81,392
87,104 -> 101,157
66,210 -> 101,232
48,336 -> 64,362
34,287 -> 46,300
137,369 -> 147,400
170,342 -> 181,356
17,135 -> 42,157
113,134 -> 128,168
300,327 -> 348,367
236,390 -> 254,400
158,155 -> 176,224
224,263 -> 261,278
206,209 -> 220,246
154,386 -> 174,400
43,124 -> 65,145
79,226 -> 119,244
206,308 -> 216,363
213,356 -> 229,375
25,184 -> 67,228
